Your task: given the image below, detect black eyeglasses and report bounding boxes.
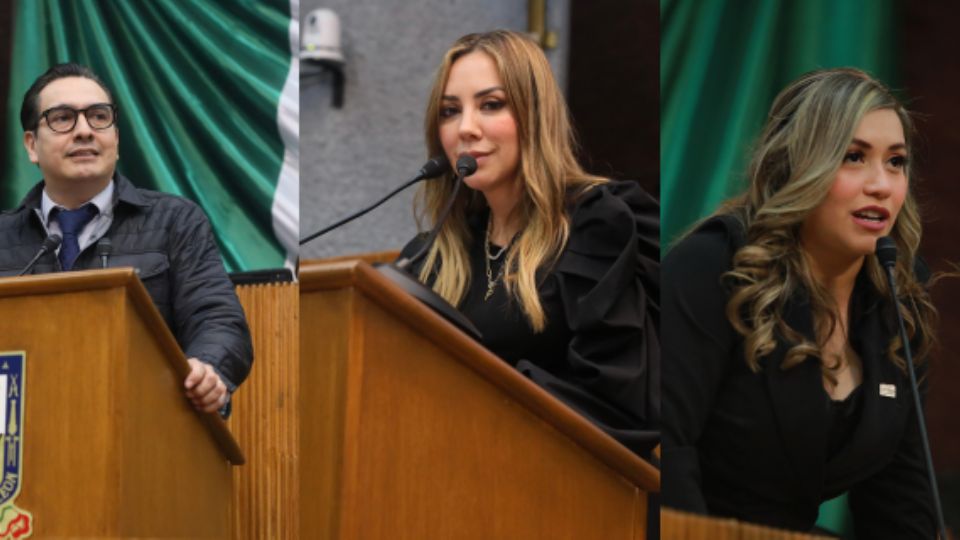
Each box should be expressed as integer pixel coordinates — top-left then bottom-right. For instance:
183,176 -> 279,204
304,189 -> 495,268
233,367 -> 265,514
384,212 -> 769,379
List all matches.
39,104 -> 117,133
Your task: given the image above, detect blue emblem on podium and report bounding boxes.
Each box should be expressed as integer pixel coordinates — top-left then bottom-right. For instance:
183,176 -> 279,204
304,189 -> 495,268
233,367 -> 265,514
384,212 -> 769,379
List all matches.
0,353 -> 32,538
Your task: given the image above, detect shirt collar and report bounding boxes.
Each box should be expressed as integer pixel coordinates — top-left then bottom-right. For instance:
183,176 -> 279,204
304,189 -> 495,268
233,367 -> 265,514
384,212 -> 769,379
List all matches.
41,180 -> 115,227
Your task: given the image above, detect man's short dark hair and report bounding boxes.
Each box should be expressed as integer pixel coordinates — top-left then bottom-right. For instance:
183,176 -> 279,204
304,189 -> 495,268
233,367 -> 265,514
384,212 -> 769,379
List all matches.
20,63 -> 116,132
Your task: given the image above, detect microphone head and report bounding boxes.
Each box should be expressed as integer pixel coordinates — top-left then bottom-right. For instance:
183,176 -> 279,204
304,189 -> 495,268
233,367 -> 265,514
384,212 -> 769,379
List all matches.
876,236 -> 898,268
456,155 -> 478,177
44,234 -> 62,251
419,155 -> 450,179
96,237 -> 113,256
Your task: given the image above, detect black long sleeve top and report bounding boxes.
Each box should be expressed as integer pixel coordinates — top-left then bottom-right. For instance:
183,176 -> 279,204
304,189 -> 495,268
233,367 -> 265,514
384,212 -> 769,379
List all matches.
401,180 -> 660,457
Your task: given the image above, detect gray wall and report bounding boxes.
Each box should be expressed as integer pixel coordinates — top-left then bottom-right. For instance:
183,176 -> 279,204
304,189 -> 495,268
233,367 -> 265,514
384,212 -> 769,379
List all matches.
300,0 -> 570,259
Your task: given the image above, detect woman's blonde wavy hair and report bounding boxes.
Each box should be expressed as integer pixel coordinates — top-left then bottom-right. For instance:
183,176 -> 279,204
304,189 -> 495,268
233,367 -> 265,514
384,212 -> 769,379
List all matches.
416,30 -> 606,331
719,67 -> 936,373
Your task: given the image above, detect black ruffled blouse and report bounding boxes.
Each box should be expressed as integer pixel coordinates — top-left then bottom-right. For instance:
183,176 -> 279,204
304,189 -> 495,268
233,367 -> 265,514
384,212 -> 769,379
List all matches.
400,180 -> 660,457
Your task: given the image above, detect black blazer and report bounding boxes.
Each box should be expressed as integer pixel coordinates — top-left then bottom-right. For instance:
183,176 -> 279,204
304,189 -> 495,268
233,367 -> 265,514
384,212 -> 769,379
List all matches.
662,215 -> 934,538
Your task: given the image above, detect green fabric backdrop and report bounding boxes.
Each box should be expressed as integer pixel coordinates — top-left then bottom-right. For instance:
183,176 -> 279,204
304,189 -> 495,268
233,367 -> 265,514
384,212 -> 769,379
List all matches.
661,0 -> 900,251
661,0 -> 900,536
2,0 -> 294,272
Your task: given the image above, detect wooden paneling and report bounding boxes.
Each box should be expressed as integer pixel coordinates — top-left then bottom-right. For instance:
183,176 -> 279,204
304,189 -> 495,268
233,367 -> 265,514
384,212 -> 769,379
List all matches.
230,282 -> 299,539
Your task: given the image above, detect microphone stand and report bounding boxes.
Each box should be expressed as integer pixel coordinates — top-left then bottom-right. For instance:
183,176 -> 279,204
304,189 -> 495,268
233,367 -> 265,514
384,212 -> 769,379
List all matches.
17,235 -> 62,276
298,155 -> 481,340
877,237 -> 948,540
97,238 -> 113,269
300,175 -> 423,246
396,166 -> 463,271
375,157 -> 482,340
299,156 -> 449,246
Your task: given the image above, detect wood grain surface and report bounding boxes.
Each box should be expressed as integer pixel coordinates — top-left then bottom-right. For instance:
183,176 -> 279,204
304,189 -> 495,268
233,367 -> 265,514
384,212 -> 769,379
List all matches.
230,281 -> 299,539
662,508 -> 836,539
0,269 -> 233,538
300,258 -> 658,539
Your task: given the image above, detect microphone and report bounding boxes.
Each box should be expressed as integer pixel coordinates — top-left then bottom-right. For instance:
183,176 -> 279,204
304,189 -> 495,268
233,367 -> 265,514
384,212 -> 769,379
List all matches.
298,155 -> 450,246
420,155 -> 451,179
876,236 -> 898,268
96,238 -> 113,269
17,234 -> 62,276
377,154 -> 482,339
875,237 -> 948,539
457,154 -> 478,177
397,155 -> 477,270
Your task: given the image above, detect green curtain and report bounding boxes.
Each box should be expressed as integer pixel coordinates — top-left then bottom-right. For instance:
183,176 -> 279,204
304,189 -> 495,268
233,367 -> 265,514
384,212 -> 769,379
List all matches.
661,0 -> 899,536
660,0 -> 900,251
3,0 -> 295,272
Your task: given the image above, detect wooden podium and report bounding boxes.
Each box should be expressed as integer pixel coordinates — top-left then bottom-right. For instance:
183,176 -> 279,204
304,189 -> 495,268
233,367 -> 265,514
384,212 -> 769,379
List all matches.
0,268 -> 243,538
661,508 -> 836,539
300,258 -> 659,539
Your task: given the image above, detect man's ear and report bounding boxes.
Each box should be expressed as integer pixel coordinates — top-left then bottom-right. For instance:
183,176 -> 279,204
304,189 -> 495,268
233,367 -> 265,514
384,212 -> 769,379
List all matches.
23,130 -> 39,165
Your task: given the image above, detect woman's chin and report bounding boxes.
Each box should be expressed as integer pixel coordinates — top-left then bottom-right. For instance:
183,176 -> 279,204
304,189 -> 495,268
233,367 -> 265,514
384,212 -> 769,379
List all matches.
463,175 -> 492,192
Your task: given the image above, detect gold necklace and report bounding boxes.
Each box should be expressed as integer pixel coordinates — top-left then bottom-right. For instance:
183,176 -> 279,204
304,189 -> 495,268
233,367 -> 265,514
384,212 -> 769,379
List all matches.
484,214 -> 512,301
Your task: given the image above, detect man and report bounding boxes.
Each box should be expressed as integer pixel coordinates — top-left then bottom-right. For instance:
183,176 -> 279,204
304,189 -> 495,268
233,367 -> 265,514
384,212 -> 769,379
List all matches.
0,63 -> 252,415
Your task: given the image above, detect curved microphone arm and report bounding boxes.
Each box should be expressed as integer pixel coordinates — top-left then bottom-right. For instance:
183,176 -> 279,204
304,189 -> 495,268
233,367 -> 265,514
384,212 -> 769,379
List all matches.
299,156 -> 450,246
396,155 -> 477,271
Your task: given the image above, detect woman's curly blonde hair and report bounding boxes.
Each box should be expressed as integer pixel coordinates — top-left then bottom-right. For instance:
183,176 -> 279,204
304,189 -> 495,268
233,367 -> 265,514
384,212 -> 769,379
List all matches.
720,68 -> 936,373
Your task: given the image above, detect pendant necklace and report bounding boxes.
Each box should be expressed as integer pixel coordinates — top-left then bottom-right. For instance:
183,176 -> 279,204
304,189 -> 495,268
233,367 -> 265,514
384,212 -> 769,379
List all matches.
484,213 -> 513,301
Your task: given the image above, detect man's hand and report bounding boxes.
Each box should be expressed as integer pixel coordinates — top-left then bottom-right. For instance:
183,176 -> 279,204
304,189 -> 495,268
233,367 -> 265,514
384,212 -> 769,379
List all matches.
184,358 -> 228,413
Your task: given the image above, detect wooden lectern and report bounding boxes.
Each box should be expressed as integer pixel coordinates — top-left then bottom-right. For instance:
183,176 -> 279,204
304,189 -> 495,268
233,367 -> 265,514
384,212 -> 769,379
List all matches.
300,258 -> 659,539
661,508 -> 836,539
0,268 -> 243,538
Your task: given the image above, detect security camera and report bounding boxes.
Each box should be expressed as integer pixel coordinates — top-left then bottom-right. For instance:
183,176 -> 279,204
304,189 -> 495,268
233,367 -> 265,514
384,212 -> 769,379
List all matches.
301,9 -> 345,108
302,8 -> 344,64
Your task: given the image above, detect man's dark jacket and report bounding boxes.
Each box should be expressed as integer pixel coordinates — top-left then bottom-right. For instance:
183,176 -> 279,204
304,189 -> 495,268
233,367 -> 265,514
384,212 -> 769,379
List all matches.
0,174 -> 252,391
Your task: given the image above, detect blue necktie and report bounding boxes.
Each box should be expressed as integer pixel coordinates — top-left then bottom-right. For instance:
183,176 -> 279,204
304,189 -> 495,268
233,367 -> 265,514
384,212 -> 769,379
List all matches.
55,204 -> 98,270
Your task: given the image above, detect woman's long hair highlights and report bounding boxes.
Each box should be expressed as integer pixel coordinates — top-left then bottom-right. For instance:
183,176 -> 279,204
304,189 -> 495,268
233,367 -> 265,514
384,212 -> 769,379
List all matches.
417,30 -> 605,331
720,68 -> 936,373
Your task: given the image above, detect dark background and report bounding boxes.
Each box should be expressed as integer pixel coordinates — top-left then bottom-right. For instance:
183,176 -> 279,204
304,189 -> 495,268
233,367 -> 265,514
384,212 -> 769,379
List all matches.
904,2 -> 960,518
569,0 -> 659,199
0,2 -> 14,159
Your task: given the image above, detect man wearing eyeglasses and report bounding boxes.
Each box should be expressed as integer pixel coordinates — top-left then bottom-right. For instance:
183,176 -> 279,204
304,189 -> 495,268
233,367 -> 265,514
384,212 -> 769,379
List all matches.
2,63 -> 252,416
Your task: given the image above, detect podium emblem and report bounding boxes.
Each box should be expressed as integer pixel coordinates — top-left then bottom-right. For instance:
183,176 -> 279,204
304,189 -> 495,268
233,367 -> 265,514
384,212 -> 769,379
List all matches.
0,353 -> 32,539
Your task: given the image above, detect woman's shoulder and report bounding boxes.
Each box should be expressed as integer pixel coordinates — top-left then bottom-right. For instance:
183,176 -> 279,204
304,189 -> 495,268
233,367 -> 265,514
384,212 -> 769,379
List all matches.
662,213 -> 746,276
559,180 -> 658,281
568,178 -> 657,219
566,180 -> 657,252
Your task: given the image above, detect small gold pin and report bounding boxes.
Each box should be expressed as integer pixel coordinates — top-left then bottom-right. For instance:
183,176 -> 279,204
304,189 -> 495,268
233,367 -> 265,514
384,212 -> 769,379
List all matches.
879,383 -> 896,398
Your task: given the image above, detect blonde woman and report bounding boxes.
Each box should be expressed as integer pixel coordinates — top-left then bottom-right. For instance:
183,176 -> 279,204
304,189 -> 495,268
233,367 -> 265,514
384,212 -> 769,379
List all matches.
662,68 -> 937,537
399,30 -> 660,457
